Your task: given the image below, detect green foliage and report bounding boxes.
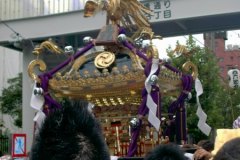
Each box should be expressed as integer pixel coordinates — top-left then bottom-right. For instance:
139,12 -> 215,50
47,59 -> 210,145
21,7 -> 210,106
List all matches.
0,73 -> 22,128
167,35 -> 234,142
0,134 -> 9,154
223,88 -> 240,128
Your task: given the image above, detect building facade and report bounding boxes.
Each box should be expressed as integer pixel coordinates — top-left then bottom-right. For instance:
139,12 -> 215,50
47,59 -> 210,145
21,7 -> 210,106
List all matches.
0,0 -> 87,20
0,47 -> 23,135
204,31 -> 240,80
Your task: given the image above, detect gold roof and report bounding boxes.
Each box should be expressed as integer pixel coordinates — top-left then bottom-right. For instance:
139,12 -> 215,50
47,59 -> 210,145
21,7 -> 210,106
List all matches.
27,38 -> 196,107
49,63 -> 182,106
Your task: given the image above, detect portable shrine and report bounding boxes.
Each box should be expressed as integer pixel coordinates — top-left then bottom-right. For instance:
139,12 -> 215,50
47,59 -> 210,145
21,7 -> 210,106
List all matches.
28,0 -> 199,157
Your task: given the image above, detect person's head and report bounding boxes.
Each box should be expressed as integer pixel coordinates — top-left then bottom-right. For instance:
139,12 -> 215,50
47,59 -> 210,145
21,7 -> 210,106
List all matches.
144,143 -> 186,160
213,137 -> 240,160
197,140 -> 214,152
29,99 -> 110,160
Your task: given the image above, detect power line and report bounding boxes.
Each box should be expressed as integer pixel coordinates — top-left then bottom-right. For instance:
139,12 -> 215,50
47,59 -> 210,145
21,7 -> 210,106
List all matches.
183,35 -> 205,47
182,34 -> 219,53
0,18 -> 24,40
0,18 -> 36,49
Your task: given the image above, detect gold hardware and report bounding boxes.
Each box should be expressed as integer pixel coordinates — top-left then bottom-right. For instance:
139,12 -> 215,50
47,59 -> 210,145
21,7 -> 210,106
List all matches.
182,61 -> 198,80
94,51 -> 116,69
33,40 -> 63,55
84,0 -> 99,17
27,59 -> 47,82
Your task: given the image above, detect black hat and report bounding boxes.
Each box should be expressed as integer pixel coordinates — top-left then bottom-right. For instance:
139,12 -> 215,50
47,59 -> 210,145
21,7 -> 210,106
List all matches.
30,100 -> 110,160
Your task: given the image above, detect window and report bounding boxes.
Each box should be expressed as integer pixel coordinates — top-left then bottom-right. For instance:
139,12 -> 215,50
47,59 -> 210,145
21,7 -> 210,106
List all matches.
218,57 -> 224,62
220,67 -> 224,72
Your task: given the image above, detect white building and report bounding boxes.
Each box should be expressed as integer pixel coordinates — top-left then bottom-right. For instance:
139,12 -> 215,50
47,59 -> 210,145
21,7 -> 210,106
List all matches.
0,47 -> 22,134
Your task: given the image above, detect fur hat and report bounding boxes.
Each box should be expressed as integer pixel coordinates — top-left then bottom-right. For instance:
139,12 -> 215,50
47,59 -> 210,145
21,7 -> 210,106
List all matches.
29,100 -> 110,160
144,143 -> 186,160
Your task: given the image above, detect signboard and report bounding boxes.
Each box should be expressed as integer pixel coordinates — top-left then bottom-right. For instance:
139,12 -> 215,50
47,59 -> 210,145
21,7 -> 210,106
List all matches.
228,69 -> 240,88
11,134 -> 27,158
140,0 -> 172,22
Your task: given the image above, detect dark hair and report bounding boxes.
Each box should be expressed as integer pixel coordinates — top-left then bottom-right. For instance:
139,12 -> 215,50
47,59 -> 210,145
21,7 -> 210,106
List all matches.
144,143 -> 186,160
197,140 -> 214,152
29,100 -> 110,160
213,137 -> 240,160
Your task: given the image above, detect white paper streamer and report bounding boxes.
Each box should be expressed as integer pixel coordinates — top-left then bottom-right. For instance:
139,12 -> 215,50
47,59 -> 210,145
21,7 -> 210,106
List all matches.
30,81 -> 46,132
33,110 -> 46,129
195,78 -> 211,136
145,58 -> 161,131
233,116 -> 240,129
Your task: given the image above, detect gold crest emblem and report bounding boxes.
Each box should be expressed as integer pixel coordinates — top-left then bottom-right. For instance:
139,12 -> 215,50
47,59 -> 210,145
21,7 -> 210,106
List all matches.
94,51 -> 116,68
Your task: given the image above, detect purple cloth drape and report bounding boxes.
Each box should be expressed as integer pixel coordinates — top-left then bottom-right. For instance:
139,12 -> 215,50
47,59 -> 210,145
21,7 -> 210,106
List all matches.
167,74 -> 193,143
123,41 -> 162,157
39,42 -> 94,114
123,40 -> 194,155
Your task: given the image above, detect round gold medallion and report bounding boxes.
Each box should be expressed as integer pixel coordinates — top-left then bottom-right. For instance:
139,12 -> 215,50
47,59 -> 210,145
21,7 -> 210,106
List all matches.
94,51 -> 116,69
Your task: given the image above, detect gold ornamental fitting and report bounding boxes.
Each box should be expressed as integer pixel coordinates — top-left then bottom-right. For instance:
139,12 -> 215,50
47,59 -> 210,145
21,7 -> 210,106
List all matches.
94,51 -> 116,69
28,59 -> 47,82
146,45 -> 159,59
84,0 -> 98,17
182,61 -> 198,80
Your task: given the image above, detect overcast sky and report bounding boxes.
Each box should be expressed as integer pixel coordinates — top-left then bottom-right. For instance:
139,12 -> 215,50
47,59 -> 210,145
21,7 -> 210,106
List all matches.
155,29 -> 240,59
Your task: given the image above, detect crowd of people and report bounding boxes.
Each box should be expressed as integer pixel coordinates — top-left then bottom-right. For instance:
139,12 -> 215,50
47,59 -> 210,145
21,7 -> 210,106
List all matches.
28,99 -> 240,160
1,99 -> 239,160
